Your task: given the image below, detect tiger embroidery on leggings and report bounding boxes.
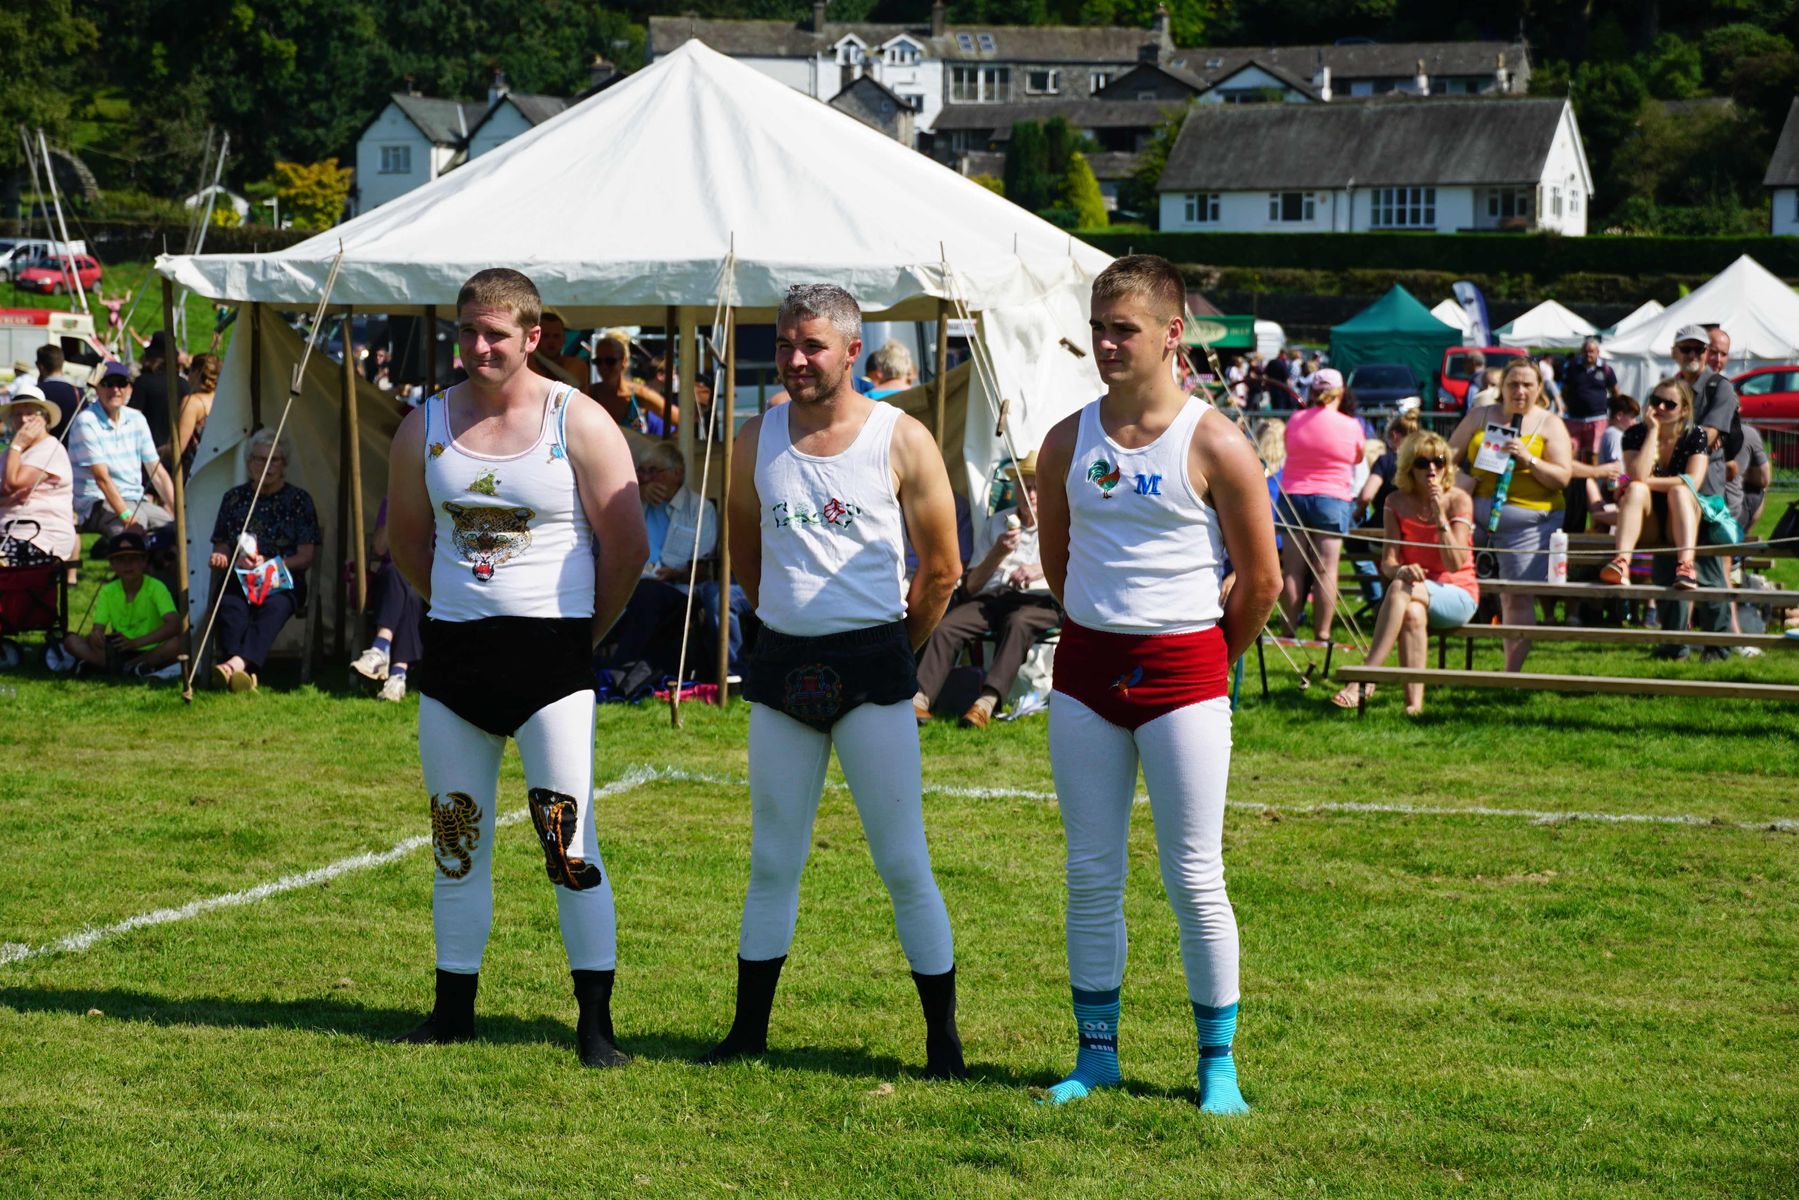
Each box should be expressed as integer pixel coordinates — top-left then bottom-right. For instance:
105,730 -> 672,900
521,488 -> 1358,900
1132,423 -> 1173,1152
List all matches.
442,500 -> 536,582
527,788 -> 603,891
430,791 -> 483,879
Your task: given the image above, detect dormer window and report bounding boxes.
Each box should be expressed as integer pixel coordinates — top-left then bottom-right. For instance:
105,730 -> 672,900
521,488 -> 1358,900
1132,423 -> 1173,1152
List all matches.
1205,57 -> 1224,69
956,32 -> 975,52
976,32 -> 997,52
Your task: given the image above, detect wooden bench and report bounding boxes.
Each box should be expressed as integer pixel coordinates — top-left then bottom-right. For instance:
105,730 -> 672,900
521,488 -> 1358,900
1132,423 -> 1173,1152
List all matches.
1437,624 -> 1799,669
1254,634 -> 1337,697
1479,580 -> 1798,607
1335,664 -> 1799,712
1348,529 -> 1782,559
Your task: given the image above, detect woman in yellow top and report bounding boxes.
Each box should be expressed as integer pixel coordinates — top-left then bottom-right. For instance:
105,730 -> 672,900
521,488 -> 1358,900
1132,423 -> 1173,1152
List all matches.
1447,358 -> 1572,672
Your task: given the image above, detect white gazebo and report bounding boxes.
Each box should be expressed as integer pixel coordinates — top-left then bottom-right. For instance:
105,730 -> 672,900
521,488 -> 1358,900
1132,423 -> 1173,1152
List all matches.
1494,299 -> 1595,349
156,41 -> 1110,663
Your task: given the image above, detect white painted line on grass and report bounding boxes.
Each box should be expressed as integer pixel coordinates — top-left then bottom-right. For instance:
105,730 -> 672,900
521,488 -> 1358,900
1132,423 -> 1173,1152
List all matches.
0,766 -> 680,969
4,763 -> 1789,970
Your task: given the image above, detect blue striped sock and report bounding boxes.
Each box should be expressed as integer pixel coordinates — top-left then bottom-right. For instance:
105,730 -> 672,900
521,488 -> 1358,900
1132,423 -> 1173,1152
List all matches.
1043,987 -> 1121,1104
372,634 -> 392,656
1193,1001 -> 1249,1115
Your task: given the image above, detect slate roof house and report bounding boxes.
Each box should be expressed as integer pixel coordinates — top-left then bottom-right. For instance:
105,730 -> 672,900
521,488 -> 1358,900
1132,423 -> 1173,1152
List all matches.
1157,97 -> 1591,235
1764,99 -> 1799,235
353,92 -> 480,214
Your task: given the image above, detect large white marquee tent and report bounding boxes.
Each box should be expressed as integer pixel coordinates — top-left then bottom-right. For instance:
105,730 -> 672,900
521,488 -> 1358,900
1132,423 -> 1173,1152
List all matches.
1494,299 -> 1596,349
1604,255 -> 1799,400
156,40 -> 1109,641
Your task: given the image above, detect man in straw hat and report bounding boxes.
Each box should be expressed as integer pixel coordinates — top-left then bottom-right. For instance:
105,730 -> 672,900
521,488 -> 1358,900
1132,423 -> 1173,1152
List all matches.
912,449 -> 1060,729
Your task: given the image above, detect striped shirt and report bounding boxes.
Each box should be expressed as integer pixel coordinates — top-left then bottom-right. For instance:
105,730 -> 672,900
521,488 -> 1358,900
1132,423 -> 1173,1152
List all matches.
67,404 -> 158,519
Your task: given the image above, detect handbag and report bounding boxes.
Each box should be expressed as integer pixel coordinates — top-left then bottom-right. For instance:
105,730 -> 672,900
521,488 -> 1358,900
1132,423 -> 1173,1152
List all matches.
1679,474 -> 1741,547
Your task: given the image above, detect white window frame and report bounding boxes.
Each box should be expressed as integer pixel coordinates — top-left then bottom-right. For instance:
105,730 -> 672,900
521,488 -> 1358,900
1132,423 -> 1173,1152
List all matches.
1267,192 -> 1316,223
1025,67 -> 1060,95
1183,193 -> 1220,224
951,64 -> 1010,103
955,33 -> 975,52
1089,68 -> 1114,93
379,144 -> 411,174
976,33 -> 997,52
1370,186 -> 1436,229
1487,187 -> 1532,219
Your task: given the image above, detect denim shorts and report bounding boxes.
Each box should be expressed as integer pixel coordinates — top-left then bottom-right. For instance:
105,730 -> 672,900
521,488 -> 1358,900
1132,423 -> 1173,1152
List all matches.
1421,581 -> 1478,631
1278,492 -> 1354,536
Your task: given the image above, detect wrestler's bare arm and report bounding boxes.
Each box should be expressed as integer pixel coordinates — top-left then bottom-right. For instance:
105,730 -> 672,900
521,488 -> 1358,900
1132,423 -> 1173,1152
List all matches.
1192,415 -> 1280,664
727,415 -> 764,610
892,414 -> 960,650
1034,412 -> 1080,603
565,392 -> 650,646
387,405 -> 435,600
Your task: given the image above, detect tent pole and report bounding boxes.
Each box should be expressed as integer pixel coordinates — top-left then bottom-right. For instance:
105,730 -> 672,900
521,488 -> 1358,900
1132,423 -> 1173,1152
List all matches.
715,308 -> 735,705
933,299 -> 950,449
424,305 -> 438,397
664,303 -> 678,438
342,305 -> 369,647
249,303 -> 264,428
162,278 -> 192,674
333,312 -> 349,664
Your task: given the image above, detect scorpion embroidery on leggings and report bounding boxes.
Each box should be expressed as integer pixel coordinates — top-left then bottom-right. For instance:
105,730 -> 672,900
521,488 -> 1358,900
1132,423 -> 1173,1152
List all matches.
430,791 -> 482,879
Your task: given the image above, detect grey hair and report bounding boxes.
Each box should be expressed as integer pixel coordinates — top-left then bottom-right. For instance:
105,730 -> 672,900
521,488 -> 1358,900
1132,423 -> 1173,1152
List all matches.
778,283 -> 862,344
1581,336 -> 1601,351
640,441 -> 685,472
244,427 -> 283,472
867,340 -> 914,382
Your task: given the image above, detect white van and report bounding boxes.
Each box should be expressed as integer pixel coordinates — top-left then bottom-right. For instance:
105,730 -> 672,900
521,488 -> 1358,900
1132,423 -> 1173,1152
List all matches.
0,308 -> 103,385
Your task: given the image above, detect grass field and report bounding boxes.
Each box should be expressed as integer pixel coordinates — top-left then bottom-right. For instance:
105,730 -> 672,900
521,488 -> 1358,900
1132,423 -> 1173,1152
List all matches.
3,514 -> 1797,1196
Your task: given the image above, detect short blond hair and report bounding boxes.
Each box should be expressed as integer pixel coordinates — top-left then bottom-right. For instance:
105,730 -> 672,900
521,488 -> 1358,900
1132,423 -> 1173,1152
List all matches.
1091,254 -> 1184,322
456,268 -> 541,331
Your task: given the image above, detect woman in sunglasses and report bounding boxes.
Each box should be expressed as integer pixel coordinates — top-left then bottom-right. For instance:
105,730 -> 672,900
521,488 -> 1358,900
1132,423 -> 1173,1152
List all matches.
590,329 -> 671,434
1331,431 -> 1476,713
1597,378 -> 1707,588
1448,358 -> 1573,672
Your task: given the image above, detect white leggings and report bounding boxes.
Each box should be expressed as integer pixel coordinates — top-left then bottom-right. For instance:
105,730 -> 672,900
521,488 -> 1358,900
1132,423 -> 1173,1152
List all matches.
739,700 -> 954,974
418,692 -> 616,973
1048,692 -> 1240,1008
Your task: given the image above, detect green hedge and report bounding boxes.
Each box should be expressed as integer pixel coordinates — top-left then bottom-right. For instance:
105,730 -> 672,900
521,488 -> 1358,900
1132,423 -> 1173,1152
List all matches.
1078,231 -> 1799,280
0,218 -> 310,258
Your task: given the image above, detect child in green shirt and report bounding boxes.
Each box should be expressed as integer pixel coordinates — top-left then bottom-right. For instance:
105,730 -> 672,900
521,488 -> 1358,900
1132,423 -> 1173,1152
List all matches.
65,532 -> 180,676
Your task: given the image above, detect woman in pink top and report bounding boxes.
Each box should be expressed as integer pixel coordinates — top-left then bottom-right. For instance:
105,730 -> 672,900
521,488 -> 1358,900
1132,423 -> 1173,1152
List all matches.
1332,431 -> 1477,715
1276,369 -> 1366,643
1,386 -> 79,561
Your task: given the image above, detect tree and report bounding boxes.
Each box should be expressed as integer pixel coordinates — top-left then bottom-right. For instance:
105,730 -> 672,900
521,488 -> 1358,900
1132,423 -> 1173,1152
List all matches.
1004,121 -> 1054,212
0,0 -> 98,209
1116,109 -> 1186,224
1063,152 -> 1109,228
1569,60 -> 1649,221
270,158 -> 353,229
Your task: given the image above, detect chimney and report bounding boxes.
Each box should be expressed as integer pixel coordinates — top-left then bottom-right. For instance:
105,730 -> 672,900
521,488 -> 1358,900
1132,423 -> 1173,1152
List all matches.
1313,50 -> 1331,101
589,55 -> 617,91
1138,41 -> 1163,65
488,68 -> 509,106
812,0 -> 827,33
1414,57 -> 1429,96
931,0 -> 946,38
1152,3 -> 1172,49
1496,51 -> 1508,93
402,74 -> 419,97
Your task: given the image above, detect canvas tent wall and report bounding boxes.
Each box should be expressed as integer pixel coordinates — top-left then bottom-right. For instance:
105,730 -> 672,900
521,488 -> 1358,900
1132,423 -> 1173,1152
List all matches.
1329,285 -> 1462,402
1495,299 -> 1595,349
182,316 -> 400,655
1602,298 -> 1663,339
158,40 -> 1107,633
1431,298 -> 1475,343
1604,255 -> 1799,400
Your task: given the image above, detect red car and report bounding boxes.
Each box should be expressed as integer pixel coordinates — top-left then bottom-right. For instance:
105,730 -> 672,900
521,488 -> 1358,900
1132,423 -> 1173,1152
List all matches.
15,255 -> 103,295
1730,366 -> 1799,421
1436,345 -> 1529,409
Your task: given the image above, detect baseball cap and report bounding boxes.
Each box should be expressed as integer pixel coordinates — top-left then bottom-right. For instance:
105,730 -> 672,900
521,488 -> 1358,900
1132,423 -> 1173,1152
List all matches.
1309,368 -> 1344,393
1672,324 -> 1709,348
107,530 -> 149,557
98,361 -> 131,384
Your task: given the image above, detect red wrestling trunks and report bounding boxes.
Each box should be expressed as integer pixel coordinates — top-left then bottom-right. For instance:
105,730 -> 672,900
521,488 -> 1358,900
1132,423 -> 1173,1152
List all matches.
1051,621 -> 1229,731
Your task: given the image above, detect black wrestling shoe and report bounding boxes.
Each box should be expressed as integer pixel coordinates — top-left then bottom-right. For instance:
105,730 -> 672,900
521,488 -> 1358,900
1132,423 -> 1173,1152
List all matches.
696,955 -> 787,1065
913,967 -> 969,1081
572,969 -> 631,1068
394,968 -> 477,1044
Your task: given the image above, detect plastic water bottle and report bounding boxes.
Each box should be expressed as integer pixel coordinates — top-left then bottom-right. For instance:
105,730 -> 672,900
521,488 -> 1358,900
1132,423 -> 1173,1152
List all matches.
1548,528 -> 1568,582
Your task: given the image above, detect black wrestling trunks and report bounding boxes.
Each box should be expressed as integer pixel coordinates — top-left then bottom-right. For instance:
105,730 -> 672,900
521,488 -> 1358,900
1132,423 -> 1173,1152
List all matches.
415,615 -> 594,737
742,620 -> 917,733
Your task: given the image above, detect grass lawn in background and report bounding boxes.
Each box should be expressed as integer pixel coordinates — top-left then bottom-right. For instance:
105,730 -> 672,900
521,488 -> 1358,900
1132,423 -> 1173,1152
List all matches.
2,260 -> 234,362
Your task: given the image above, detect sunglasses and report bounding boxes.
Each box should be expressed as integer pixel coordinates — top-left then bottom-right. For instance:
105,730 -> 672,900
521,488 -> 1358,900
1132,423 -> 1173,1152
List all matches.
593,356 -> 622,366
1674,344 -> 1707,356
1649,397 -> 1681,412
1411,456 -> 1446,471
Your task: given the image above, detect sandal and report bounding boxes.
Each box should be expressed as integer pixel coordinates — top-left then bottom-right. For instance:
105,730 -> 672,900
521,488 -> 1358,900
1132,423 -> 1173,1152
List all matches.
1597,554 -> 1630,585
1329,682 -> 1374,709
211,663 -> 232,690
1673,561 -> 1698,591
228,669 -> 257,693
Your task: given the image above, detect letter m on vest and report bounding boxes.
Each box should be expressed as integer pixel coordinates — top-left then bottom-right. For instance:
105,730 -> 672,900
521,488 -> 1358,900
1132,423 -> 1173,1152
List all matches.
1134,473 -> 1162,496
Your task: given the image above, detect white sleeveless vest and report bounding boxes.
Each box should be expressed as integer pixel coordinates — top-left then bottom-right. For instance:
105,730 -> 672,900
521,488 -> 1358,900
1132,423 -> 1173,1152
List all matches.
754,400 -> 906,636
1061,394 -> 1224,634
424,384 -> 594,622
